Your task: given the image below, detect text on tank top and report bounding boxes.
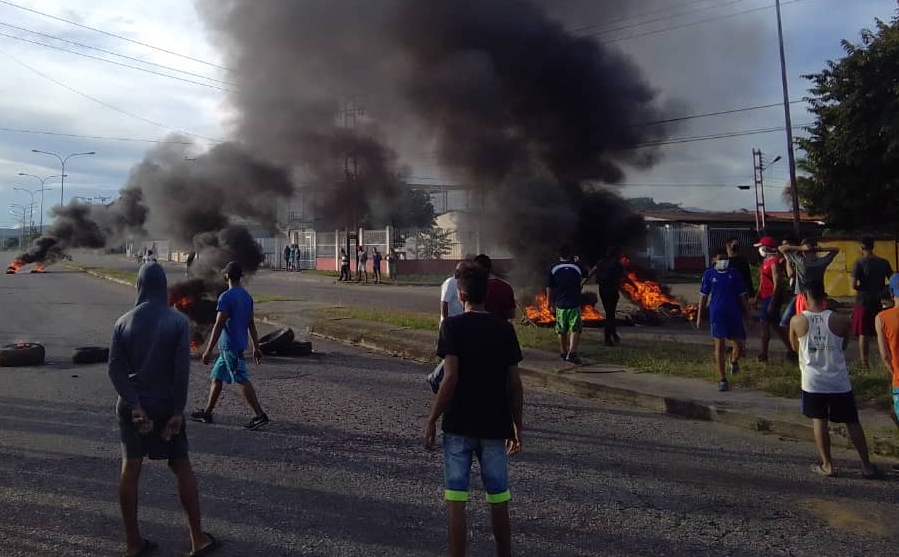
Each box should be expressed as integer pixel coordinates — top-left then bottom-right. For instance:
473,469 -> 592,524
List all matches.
798,309 -> 852,393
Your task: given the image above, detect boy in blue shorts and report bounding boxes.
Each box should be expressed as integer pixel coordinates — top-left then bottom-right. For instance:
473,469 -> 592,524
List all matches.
425,262 -> 524,557
192,262 -> 269,430
697,248 -> 750,392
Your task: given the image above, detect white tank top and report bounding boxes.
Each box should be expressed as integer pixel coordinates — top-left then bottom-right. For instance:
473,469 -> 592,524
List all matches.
798,310 -> 852,393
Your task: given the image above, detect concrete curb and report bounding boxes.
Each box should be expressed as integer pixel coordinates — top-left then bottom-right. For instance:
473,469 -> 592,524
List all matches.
65,265 -> 135,288
308,317 -> 899,459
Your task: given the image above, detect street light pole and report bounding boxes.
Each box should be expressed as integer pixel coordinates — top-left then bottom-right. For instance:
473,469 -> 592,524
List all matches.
775,0 -> 801,237
17,173 -> 61,234
30,150 -> 96,207
13,188 -> 36,234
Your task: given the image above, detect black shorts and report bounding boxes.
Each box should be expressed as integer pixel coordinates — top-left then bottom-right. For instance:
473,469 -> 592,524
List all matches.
117,399 -> 189,461
801,390 -> 859,424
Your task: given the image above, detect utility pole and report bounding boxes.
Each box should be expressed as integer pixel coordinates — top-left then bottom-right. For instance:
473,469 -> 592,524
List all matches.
775,0 -> 801,236
752,149 -> 765,233
339,97 -> 365,263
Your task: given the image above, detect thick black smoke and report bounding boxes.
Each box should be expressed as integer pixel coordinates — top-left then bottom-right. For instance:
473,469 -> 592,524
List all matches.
197,0 -> 673,277
12,138 -> 291,285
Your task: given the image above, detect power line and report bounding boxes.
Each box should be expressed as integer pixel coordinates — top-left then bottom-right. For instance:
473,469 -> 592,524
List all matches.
0,0 -> 230,71
638,123 -> 809,147
577,0 -> 756,37
0,126 -> 214,144
635,100 -> 806,127
570,0 -> 730,33
0,31 -> 233,92
0,21 -> 235,87
596,0 -> 812,43
0,48 -> 223,143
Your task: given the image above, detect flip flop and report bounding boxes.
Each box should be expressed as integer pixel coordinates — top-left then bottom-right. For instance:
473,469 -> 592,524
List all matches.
810,463 -> 836,477
124,539 -> 158,557
189,533 -> 220,557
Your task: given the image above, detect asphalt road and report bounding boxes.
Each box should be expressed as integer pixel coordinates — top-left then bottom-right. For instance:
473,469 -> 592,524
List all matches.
1,267 -> 898,556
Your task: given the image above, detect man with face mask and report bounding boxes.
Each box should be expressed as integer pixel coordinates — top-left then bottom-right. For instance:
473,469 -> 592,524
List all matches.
697,248 -> 750,392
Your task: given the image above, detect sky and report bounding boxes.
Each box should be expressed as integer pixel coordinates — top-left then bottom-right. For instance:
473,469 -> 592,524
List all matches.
0,0 -> 895,229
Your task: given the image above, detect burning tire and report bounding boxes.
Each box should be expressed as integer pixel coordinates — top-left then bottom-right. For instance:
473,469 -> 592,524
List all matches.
258,328 -> 294,355
0,343 -> 46,367
72,346 -> 110,365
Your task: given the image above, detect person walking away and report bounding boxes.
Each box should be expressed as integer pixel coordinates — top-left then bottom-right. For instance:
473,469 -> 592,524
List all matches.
387,248 -> 398,282
430,262 -> 467,392
726,237 -> 755,300
192,262 -> 269,430
778,238 -> 839,315
475,254 -> 516,320
372,247 -> 383,284
696,248 -> 750,392
108,262 -> 219,557
283,245 -> 291,271
589,246 -> 634,346
547,245 -> 584,364
851,236 -> 893,369
186,251 -> 196,277
790,279 -> 879,478
875,273 -> 899,471
424,262 -> 524,557
339,248 -> 351,282
356,245 -> 369,283
754,237 -> 795,362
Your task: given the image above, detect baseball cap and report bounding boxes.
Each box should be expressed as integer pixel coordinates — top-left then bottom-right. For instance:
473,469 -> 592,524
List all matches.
890,273 -> 899,297
754,236 -> 778,249
224,261 -> 243,279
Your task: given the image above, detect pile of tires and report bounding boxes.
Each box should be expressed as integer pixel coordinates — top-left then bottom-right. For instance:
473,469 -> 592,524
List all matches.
0,343 -> 46,367
258,328 -> 294,355
72,346 -> 110,365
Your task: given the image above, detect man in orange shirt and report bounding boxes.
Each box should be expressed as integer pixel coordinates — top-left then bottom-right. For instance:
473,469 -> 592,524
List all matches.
874,274 -> 899,438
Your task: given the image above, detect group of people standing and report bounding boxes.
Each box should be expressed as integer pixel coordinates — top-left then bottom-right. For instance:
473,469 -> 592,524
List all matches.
339,245 -> 399,284
282,243 -> 303,272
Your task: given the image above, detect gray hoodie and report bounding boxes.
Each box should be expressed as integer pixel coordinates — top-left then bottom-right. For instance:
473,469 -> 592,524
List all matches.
108,262 -> 191,412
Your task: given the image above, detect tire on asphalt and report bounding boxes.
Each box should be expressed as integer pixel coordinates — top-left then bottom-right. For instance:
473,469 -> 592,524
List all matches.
283,341 -> 313,357
72,346 -> 110,365
0,343 -> 46,367
259,328 -> 294,355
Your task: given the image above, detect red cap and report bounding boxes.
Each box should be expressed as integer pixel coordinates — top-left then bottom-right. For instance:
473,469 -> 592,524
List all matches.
754,236 -> 778,248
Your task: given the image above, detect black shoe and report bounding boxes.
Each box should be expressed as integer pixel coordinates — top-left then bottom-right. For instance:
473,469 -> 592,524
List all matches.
560,353 -> 567,360
190,410 -> 213,424
611,333 -> 621,345
566,353 -> 583,365
244,413 -> 269,430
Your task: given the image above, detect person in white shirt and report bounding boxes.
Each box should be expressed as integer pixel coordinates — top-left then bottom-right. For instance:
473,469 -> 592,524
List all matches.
789,279 -> 878,478
440,262 -> 466,323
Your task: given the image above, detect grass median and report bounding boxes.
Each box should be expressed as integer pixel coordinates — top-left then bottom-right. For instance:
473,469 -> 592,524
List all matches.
66,263 -> 138,286
323,306 -> 893,409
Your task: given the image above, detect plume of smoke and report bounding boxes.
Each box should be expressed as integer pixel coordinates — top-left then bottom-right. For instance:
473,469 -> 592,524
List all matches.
197,0 -> 673,278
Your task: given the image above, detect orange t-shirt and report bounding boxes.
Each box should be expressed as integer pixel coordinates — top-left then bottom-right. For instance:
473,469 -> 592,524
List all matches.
878,306 -> 899,388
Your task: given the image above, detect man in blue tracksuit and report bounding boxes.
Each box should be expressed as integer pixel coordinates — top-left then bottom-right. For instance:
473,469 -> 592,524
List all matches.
697,248 -> 750,392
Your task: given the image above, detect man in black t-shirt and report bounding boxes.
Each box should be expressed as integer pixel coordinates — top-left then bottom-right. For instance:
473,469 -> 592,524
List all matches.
851,236 -> 893,368
726,237 -> 755,299
425,262 -> 524,557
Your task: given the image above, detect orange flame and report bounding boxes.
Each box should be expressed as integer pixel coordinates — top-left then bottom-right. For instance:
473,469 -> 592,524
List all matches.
171,296 -> 194,311
6,260 -> 23,274
190,332 -> 204,352
30,264 -> 46,274
525,292 -> 604,325
621,271 -> 698,321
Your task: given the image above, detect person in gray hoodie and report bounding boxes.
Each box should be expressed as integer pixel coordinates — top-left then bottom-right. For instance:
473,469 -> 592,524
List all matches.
108,262 -> 219,557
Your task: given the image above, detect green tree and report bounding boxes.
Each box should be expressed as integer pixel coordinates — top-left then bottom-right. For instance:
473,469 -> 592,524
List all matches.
412,227 -> 453,259
626,197 -> 681,211
796,16 -> 899,231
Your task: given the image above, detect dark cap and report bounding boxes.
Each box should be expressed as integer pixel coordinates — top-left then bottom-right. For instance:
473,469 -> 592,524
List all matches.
224,261 -> 243,279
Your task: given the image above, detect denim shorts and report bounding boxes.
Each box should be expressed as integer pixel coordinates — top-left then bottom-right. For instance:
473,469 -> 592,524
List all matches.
443,433 -> 510,504
211,349 -> 250,384
893,387 -> 899,422
780,295 -> 798,327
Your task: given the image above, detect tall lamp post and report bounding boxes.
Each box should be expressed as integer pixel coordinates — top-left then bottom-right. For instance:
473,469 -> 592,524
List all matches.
13,187 -> 36,235
10,203 -> 28,248
30,150 -> 95,207
775,0 -> 801,236
18,173 -> 62,234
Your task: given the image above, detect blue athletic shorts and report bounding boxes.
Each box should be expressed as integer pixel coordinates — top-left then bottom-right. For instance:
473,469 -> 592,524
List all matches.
443,433 -> 510,504
759,297 -> 781,324
211,349 -> 250,384
710,311 -> 746,340
780,295 -> 798,327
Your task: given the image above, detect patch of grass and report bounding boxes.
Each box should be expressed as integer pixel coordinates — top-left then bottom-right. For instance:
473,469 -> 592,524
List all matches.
325,307 -> 440,332
254,294 -> 304,303
68,264 -> 137,286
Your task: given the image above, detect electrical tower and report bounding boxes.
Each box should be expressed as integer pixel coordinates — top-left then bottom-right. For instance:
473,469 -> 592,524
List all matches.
338,97 -> 365,259
752,148 -> 767,233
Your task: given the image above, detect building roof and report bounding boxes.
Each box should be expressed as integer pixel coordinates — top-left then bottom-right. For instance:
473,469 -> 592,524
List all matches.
639,210 -> 823,225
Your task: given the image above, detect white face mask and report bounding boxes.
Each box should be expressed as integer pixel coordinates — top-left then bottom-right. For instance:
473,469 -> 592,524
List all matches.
715,259 -> 729,271
759,247 -> 770,258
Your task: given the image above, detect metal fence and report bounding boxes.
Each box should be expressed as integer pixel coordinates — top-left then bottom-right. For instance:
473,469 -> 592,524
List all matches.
708,228 -> 756,255
316,231 -> 336,258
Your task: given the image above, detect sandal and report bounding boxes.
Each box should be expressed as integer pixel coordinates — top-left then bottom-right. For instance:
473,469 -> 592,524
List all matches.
810,463 -> 835,477
124,539 -> 158,557
189,533 -> 221,557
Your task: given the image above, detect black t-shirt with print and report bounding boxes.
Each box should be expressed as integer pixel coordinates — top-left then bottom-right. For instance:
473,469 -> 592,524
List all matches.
437,312 -> 523,439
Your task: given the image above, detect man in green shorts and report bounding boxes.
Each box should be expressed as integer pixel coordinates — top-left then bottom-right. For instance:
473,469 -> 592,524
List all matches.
547,245 -> 584,364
